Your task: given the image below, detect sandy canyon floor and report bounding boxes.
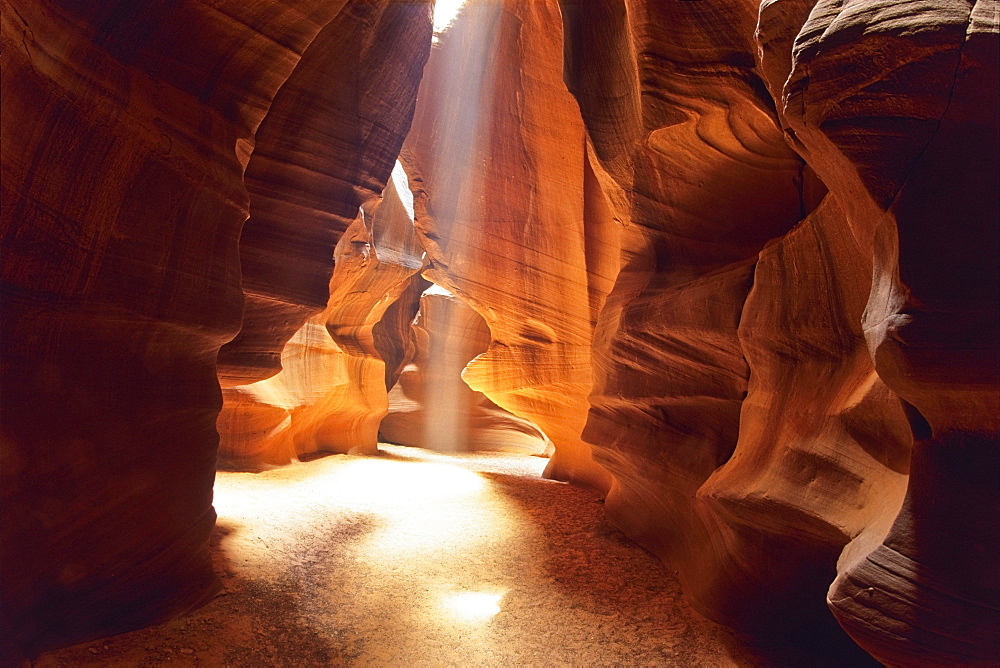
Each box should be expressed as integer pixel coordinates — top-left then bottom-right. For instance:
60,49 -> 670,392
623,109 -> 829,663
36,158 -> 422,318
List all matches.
34,445 -> 871,667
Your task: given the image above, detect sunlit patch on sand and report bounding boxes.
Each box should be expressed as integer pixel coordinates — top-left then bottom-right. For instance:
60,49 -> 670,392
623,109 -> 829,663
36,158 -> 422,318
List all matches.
327,458 -> 484,503
441,591 -> 505,621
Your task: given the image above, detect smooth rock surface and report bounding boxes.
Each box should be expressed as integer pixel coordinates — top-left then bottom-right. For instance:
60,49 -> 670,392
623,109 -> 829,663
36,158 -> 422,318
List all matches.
218,161 -> 425,468
217,0 -> 432,386
3,0 -> 997,664
379,285 -> 553,455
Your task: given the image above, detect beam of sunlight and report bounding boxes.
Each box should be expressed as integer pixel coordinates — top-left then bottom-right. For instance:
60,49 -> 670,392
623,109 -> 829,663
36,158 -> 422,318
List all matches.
421,283 -> 472,454
417,1 -> 504,454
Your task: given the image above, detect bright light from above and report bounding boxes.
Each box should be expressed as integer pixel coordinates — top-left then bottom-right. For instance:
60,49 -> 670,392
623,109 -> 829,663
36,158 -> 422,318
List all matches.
442,591 -> 504,620
433,0 -> 467,34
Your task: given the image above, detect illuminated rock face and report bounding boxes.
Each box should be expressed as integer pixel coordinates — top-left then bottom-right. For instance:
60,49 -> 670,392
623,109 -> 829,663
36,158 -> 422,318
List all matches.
556,0 -> 998,661
0,0 -> 430,660
2,0 -> 997,664
379,285 -> 552,455
217,161 -> 427,468
403,0 -> 614,491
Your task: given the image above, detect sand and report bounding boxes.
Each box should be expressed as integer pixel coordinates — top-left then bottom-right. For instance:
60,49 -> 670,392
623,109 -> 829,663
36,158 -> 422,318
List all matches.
33,445 -> 859,667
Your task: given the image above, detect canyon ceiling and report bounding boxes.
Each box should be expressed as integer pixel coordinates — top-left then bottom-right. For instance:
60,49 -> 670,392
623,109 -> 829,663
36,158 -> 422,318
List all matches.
1,0 -> 998,665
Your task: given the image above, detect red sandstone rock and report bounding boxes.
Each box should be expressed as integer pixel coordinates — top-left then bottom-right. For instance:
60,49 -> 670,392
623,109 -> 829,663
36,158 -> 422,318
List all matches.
3,0 -> 997,664
217,161 -> 426,467
379,284 -> 552,455
562,0 -> 851,640
404,0 -> 613,492
0,0 -> 429,660
757,0 -> 1000,662
217,1 -> 432,386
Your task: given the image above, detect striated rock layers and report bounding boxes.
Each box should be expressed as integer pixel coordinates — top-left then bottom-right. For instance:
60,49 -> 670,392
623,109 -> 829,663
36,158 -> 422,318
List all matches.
217,2 -> 432,386
2,0 -> 997,664
217,160 -> 427,468
758,1 -> 1000,663
0,0 -> 430,660
557,0 -> 998,663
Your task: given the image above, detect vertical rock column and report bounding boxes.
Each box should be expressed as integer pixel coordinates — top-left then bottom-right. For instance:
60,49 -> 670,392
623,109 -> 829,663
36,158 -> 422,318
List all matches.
0,0 -> 347,659
405,0 -> 613,490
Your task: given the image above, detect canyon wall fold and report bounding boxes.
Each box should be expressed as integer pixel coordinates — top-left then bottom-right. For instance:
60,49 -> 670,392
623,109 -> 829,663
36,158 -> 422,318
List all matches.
2,0 -> 997,664
758,0 -> 1000,662
403,0 -> 614,491
217,0 -> 433,386
558,0 -> 997,661
0,0 -> 429,660
218,160 -> 427,468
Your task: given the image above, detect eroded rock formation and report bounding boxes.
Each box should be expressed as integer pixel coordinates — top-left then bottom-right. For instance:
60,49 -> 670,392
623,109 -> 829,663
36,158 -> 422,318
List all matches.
758,0 -> 1000,663
379,284 -> 552,455
0,0 -> 430,660
217,161 -> 427,468
2,0 -> 997,664
217,2 -> 432,386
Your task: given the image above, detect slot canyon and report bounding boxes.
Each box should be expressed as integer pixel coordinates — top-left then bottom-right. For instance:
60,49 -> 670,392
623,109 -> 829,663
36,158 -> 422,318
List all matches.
1,0 -> 998,665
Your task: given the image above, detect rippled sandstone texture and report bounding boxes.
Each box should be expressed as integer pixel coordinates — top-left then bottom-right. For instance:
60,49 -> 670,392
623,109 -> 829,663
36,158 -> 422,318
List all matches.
558,0 -> 997,663
758,1 -> 1000,663
0,0 -> 430,661
2,0 -> 997,664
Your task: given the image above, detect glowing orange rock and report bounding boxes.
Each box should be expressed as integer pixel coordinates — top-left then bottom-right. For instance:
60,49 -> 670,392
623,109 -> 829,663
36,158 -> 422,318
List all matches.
379,284 -> 552,455
404,0 -> 613,491
218,162 -> 425,467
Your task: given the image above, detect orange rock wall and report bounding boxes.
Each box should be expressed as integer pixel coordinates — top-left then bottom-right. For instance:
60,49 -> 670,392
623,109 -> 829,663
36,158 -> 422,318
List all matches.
2,0 -> 997,664
404,0 -> 614,491
217,161 -> 428,467
559,0 -> 998,661
217,2 -> 432,386
0,0 -> 429,660
758,0 -> 1000,662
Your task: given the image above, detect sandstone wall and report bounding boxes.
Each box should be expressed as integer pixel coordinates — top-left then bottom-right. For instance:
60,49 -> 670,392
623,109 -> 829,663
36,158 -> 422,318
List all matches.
557,0 -> 998,661
217,1 -> 432,386
3,0 -> 997,664
0,0 -> 429,659
404,0 -> 614,491
758,0 -> 1000,662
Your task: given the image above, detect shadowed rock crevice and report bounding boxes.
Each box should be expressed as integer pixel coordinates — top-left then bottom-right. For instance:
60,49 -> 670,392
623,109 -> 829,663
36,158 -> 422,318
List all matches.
2,0 -> 997,664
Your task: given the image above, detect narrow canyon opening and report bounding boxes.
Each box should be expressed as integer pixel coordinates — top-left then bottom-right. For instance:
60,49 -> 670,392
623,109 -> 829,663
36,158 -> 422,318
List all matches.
3,0 -> 998,666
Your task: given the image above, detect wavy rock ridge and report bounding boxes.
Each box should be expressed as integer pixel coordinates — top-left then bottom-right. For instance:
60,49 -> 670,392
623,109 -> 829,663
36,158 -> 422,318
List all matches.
2,0 -> 997,664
